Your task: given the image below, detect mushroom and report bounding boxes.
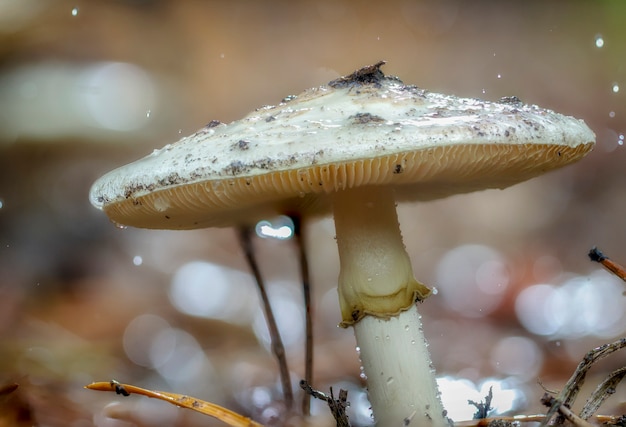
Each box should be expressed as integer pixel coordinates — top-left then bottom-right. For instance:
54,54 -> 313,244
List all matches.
90,62 -> 595,426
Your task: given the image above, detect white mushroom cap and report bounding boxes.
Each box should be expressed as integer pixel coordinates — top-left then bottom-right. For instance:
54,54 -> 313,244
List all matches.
90,62 -> 595,230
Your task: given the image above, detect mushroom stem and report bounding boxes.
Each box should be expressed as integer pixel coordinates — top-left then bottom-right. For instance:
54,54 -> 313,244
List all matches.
354,306 -> 446,427
332,186 -> 447,427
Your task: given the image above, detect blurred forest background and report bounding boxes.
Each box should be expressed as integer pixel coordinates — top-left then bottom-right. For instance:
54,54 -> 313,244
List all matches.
1,1 -> 625,426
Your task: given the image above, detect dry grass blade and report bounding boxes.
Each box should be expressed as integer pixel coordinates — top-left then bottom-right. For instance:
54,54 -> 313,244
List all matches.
579,366 -> 626,420
86,380 -> 265,427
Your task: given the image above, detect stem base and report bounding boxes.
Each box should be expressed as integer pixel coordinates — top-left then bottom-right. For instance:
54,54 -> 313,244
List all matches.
354,306 -> 448,427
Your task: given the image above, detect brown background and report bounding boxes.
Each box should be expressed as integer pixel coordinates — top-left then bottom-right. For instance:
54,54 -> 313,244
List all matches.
1,1 -> 625,426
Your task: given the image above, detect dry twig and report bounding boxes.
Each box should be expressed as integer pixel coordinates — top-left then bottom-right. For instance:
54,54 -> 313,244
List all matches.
300,380 -> 350,427
553,338 -> 626,415
541,394 -> 595,427
588,247 -> 626,283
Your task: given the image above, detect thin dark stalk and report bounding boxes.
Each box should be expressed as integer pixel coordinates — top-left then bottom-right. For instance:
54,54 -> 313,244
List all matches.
238,226 -> 293,411
292,215 -> 313,416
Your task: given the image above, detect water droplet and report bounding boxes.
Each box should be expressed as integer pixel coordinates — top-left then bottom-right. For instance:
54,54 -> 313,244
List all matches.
133,255 -> 143,266
220,53 -> 225,59
178,129 -> 182,134
153,197 -> 170,212
211,181 -> 224,193
482,89 -> 486,94
497,74 -> 502,79
146,109 -> 151,118
612,83 -> 620,93
411,340 -> 416,345
431,286 -> 439,295
355,346 -> 360,354
71,7 -> 79,16
114,222 -> 128,230
367,277 -> 372,282
0,199 -> 3,209
359,365 -> 367,380
609,111 -> 616,118
255,216 -> 294,240
619,134 -> 624,146
385,335 -> 390,341
404,324 -> 410,331
386,377 -> 394,385
595,34 -> 604,48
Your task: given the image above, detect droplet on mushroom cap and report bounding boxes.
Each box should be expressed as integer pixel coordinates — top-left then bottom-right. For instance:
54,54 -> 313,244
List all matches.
90,62 -> 595,230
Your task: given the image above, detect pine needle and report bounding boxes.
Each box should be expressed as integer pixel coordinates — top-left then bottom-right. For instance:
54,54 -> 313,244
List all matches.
86,380 -> 264,427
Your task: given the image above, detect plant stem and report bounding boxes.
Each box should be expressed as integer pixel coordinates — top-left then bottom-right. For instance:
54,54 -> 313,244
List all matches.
238,226 -> 294,411
291,214 -> 314,416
